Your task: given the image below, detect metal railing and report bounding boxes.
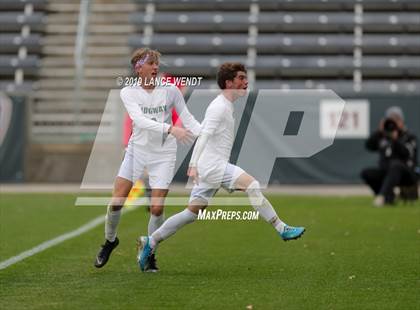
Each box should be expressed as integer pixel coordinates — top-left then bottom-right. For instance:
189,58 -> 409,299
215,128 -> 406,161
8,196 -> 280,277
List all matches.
74,0 -> 91,129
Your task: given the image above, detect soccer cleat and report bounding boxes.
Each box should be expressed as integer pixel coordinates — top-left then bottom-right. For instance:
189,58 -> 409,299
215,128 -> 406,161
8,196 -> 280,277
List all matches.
94,237 -> 119,268
137,236 -> 153,272
280,225 -> 305,241
145,253 -> 159,273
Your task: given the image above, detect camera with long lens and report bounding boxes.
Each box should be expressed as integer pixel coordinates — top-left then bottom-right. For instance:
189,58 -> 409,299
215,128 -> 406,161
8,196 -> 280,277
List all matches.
383,118 -> 399,137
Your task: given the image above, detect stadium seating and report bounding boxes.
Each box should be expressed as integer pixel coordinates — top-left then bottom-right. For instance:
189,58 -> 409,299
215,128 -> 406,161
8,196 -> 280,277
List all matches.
130,33 -> 420,54
0,12 -> 45,32
0,34 -> 42,53
0,0 -> 46,93
27,0 -> 137,143
134,0 -> 420,11
1,0 -> 419,146
0,81 -> 34,93
0,55 -> 40,76
130,0 -> 420,95
159,55 -> 420,77
196,78 -> 420,94
0,0 -> 47,11
130,12 -> 420,33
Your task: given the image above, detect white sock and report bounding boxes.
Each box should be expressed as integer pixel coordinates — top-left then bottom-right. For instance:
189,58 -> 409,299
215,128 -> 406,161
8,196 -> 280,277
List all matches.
105,205 -> 121,242
148,213 -> 165,235
246,180 -> 286,233
150,208 -> 197,247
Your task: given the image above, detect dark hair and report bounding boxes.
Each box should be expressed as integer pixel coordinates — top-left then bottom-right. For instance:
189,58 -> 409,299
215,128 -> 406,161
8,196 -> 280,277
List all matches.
217,62 -> 246,89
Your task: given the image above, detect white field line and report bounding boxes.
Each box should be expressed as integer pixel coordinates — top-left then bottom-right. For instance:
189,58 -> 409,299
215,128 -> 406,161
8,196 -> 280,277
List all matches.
0,184 -> 373,196
75,196 -> 252,206
0,204 -> 140,271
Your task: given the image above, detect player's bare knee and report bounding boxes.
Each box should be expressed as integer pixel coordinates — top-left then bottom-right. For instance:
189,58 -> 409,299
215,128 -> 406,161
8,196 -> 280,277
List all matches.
150,205 -> 164,216
188,199 -> 207,214
113,177 -> 132,194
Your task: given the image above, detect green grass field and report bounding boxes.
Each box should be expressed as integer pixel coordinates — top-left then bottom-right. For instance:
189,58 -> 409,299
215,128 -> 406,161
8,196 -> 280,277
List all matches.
0,193 -> 419,309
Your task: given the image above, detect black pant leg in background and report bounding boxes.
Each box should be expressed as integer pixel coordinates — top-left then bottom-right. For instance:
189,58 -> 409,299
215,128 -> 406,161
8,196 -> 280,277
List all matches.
380,160 -> 417,201
361,167 -> 386,195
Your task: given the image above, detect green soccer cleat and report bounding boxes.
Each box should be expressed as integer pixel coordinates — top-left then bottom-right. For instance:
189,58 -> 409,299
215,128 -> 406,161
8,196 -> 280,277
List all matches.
280,225 -> 305,241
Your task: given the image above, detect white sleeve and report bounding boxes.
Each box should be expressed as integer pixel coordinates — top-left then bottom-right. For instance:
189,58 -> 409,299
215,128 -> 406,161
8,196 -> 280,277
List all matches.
172,87 -> 201,136
120,88 -> 170,134
189,133 -> 209,167
189,103 -> 225,167
200,103 -> 225,136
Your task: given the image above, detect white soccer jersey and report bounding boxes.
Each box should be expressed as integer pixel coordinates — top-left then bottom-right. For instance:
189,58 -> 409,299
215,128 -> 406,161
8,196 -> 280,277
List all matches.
197,94 -> 236,184
118,85 -> 201,187
120,85 -> 201,152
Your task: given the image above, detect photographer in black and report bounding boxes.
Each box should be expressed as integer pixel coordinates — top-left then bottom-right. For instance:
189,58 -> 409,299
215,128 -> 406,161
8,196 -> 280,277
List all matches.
361,106 -> 418,206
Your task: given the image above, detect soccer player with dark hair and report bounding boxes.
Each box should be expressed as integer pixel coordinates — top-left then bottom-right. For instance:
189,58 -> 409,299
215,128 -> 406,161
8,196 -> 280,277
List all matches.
137,62 -> 306,272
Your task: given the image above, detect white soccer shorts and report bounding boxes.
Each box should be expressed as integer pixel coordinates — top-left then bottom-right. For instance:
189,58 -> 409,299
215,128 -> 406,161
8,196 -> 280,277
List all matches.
117,146 -> 176,189
189,163 -> 245,204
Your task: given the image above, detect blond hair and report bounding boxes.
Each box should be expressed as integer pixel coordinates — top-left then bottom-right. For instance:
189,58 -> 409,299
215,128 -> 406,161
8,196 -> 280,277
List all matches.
131,47 -> 161,68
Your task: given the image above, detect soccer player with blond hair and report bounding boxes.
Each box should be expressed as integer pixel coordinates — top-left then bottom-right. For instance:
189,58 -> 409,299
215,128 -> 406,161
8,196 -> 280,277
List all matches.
94,48 -> 201,271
